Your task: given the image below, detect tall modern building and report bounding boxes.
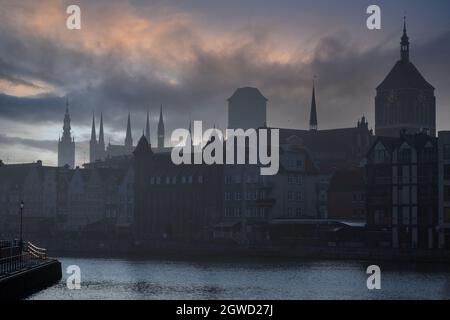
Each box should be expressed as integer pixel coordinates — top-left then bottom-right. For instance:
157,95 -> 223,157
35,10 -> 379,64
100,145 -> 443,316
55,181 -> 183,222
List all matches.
375,18 -> 436,137
228,87 -> 267,130
58,100 -> 75,168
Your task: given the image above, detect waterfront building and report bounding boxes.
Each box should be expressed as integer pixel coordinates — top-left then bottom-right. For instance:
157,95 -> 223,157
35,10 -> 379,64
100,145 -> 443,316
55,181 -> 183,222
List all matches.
438,131 -> 450,248
327,167 -> 366,221
365,132 -> 438,249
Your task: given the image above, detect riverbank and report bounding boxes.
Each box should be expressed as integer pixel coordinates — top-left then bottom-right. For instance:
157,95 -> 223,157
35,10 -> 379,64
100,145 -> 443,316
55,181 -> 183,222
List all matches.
0,259 -> 62,299
42,243 -> 450,264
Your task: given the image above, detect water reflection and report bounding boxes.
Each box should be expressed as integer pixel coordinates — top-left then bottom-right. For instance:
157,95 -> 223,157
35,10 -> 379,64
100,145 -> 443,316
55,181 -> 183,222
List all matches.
29,258 -> 450,300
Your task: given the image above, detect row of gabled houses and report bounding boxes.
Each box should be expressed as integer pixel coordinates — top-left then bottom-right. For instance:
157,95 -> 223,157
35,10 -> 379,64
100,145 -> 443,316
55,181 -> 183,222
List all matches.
0,159 -> 134,240
1,129 -> 449,250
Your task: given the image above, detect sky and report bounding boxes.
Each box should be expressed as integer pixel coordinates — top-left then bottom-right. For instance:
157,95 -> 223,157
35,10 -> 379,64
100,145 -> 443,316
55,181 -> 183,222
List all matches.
0,0 -> 449,166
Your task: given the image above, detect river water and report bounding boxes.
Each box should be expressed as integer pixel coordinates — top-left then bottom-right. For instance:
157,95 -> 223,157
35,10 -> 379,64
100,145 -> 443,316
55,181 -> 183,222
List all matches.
28,257 -> 450,300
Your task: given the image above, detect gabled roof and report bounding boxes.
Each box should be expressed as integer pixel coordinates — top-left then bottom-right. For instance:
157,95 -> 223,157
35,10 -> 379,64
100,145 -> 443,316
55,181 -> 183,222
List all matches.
377,60 -> 434,91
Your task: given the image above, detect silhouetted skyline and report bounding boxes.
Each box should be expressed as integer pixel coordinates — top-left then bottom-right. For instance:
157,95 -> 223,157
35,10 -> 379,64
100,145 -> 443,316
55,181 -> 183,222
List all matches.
0,0 -> 449,166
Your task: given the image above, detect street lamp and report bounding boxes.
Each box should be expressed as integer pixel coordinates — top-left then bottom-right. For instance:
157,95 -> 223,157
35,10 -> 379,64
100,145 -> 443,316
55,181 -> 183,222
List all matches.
19,201 -> 24,249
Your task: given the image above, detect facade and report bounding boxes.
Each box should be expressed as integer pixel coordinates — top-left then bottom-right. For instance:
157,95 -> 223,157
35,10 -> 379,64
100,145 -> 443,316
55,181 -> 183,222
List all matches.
0,160 -> 134,239
57,102 -> 75,168
216,136 -> 321,243
133,136 -> 223,243
366,132 -> 438,249
0,161 -> 64,239
375,19 -> 436,137
438,131 -> 450,248
327,167 -> 366,221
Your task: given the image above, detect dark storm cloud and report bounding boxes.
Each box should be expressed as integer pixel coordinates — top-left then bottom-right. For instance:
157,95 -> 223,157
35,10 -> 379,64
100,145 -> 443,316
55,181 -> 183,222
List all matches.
0,133 -> 56,152
0,1 -> 449,135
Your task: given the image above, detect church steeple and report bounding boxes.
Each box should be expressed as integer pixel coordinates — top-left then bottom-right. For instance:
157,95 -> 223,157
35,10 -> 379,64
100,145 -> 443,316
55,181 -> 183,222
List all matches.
400,16 -> 410,62
90,112 -> 97,142
99,112 -> 105,148
125,112 -> 133,148
157,104 -> 165,148
309,80 -> 318,131
58,98 -> 75,168
62,98 -> 71,140
145,110 -> 151,143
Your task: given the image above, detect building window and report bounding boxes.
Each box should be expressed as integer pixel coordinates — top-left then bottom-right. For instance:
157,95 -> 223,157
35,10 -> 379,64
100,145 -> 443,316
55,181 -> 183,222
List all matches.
444,145 -> 450,160
398,149 -> 411,163
172,176 -> 177,184
295,192 -> 302,201
287,192 -> 293,201
225,192 -> 231,201
375,150 -> 388,163
198,176 -> 203,183
444,208 -> 450,224
421,148 -> 436,162
287,207 -> 293,217
188,176 -> 193,184
165,176 -> 171,184
288,175 -> 302,185
444,186 -> 450,202
225,176 -> 232,184
156,177 -> 161,184
296,208 -> 302,217
181,176 -> 186,184
444,165 -> 450,180
235,192 -> 241,201
150,177 -> 155,184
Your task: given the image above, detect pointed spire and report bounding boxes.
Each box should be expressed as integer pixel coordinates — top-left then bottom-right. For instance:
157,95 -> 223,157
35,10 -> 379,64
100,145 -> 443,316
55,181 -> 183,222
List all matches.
309,79 -> 318,131
90,112 -> 97,142
65,97 -> 69,114
125,112 -> 133,148
145,110 -> 151,142
157,104 -> 165,148
400,16 -> 410,62
99,112 -> 105,147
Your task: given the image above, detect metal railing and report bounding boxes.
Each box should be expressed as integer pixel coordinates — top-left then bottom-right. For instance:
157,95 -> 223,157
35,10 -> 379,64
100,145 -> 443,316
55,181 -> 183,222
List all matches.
24,242 -> 47,260
0,252 -> 43,276
0,241 -> 48,277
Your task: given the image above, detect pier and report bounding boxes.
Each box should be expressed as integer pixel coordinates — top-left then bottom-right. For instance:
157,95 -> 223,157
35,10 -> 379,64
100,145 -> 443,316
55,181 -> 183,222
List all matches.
0,240 -> 62,299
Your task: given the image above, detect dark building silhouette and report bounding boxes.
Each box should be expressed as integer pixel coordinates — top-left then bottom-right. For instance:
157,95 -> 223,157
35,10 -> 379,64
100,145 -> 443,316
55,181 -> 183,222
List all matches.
133,135 -> 222,242
228,87 -> 268,130
375,18 -> 436,137
279,83 -> 374,173
89,112 -> 136,162
327,167 -> 366,221
366,132 -> 438,249
438,131 -> 450,248
57,100 -> 75,168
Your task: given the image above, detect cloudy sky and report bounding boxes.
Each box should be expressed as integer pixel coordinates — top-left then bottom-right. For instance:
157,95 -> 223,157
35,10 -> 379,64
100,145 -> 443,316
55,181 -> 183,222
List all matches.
0,0 -> 449,166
